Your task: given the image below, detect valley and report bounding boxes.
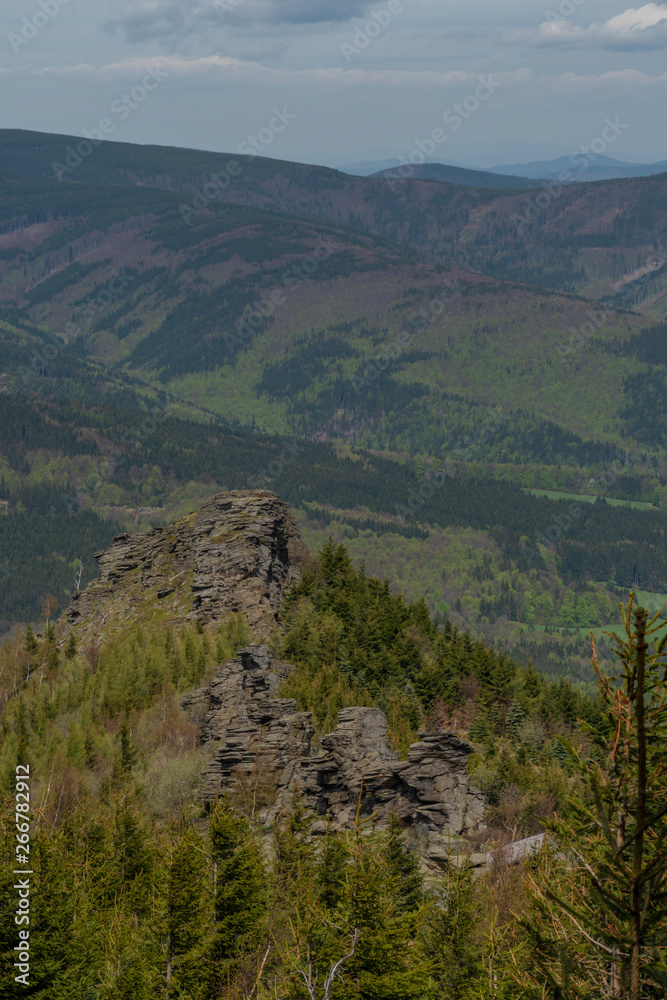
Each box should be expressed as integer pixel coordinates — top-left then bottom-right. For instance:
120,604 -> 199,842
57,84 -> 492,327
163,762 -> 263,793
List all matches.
1,128 -> 667,686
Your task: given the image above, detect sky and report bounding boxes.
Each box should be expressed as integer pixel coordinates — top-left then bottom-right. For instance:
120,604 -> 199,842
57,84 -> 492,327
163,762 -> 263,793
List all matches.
1,0 -> 666,168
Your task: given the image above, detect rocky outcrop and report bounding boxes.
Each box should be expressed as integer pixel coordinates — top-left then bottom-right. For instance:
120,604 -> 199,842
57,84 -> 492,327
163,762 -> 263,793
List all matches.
67,491 -> 307,639
181,644 -> 314,804
182,645 -> 487,843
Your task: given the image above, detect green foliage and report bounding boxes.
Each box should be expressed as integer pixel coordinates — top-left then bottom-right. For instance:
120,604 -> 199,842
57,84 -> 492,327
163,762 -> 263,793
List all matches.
279,540 -> 602,756
0,480 -> 118,624
515,599 -> 667,998
209,799 -> 267,963
382,815 -> 424,913
420,861 -> 486,999
164,827 -> 212,998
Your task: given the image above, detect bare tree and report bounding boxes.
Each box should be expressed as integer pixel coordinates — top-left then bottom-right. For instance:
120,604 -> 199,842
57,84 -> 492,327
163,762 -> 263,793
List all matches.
294,929 -> 360,1000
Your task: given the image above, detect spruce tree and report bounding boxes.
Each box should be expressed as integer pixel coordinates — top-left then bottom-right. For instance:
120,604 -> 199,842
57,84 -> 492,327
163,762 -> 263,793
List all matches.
164,826 -> 211,999
420,859 -> 485,1000
113,722 -> 138,783
286,818 -> 431,1000
316,828 -> 349,910
515,598 -> 667,999
208,799 -> 266,964
382,815 -> 424,913
505,699 -> 526,742
24,624 -> 39,655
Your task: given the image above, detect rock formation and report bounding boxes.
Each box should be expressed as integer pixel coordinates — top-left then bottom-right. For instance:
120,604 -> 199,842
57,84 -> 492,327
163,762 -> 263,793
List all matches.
68,489 -> 490,868
182,645 -> 487,850
67,490 -> 306,640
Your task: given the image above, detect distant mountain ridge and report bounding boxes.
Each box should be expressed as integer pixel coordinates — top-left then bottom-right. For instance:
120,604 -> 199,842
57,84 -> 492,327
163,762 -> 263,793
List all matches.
343,154 -> 667,184
490,154 -> 667,182
370,162 -> 543,189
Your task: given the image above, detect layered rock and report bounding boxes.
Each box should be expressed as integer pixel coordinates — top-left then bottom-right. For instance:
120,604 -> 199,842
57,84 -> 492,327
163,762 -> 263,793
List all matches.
182,645 -> 486,840
181,644 -> 314,804
67,491 -> 306,639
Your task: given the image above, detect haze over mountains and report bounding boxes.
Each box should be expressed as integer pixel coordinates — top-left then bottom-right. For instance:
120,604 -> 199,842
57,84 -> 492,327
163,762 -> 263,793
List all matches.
346,155 -> 667,184
490,154 -> 667,183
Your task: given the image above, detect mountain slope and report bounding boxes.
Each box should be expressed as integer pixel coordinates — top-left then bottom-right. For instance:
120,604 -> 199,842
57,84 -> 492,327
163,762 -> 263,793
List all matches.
2,129 -> 666,309
370,163 -> 544,188
0,168 -> 658,460
2,130 -> 667,669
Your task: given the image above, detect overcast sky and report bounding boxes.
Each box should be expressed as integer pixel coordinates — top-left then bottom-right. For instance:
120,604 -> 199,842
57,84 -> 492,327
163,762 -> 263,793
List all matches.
1,0 -> 666,167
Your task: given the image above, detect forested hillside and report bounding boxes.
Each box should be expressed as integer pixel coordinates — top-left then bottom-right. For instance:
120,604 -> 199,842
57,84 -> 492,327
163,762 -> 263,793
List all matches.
2,128 -> 667,677
2,126 -> 667,999
1,389 -> 665,686
2,128 -> 666,308
1,540 -> 664,997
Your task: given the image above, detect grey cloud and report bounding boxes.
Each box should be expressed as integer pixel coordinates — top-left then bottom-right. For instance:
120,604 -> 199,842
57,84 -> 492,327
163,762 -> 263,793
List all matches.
268,0 -> 370,23
103,0 -> 372,44
103,1 -> 214,43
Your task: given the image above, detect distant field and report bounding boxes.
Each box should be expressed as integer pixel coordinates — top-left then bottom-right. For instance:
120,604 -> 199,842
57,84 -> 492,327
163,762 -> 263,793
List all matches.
527,488 -> 656,510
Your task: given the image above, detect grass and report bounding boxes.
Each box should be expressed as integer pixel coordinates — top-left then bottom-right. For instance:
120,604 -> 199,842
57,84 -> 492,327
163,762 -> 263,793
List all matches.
528,489 -> 656,510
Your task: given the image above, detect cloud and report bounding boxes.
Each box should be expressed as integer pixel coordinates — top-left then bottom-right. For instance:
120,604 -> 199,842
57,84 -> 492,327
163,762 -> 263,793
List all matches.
0,55 -> 530,91
268,0 -> 370,24
509,3 -> 667,51
103,0 -> 372,43
7,57 -> 667,98
103,1 -> 215,43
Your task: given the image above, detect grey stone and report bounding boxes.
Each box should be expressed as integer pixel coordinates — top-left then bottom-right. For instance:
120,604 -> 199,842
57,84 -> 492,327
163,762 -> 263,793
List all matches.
181,644 -> 488,853
66,490 -> 307,640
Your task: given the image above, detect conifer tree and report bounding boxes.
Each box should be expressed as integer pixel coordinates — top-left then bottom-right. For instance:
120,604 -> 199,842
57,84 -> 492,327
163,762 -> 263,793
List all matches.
514,598 -> 667,999
164,826 -> 211,999
505,699 -> 526,742
24,624 -> 39,655
316,828 -> 349,910
113,722 -> 138,784
208,799 -> 267,964
328,817 -> 431,999
111,793 -> 155,917
382,815 -> 424,914
285,816 -> 430,1000
420,859 -> 486,1000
